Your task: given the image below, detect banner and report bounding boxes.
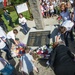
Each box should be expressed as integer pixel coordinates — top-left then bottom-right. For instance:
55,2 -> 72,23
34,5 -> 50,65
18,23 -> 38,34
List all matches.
15,3 -> 28,14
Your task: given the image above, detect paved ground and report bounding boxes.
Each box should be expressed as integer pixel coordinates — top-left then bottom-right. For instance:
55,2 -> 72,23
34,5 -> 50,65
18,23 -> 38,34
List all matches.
1,16 -> 75,75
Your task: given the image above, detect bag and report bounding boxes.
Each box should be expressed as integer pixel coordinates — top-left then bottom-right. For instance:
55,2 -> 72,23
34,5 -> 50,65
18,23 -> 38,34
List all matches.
0,63 -> 14,75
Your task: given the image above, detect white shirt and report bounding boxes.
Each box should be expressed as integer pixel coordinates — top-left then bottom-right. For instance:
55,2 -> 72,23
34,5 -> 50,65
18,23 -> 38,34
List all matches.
49,5 -> 54,13
61,20 -> 74,31
0,27 -> 6,49
58,20 -> 74,37
7,31 -> 15,40
0,26 -> 7,40
19,17 -> 27,25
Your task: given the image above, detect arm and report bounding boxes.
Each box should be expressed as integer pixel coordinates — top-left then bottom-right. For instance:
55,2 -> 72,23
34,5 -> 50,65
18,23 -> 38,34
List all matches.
56,35 -> 60,42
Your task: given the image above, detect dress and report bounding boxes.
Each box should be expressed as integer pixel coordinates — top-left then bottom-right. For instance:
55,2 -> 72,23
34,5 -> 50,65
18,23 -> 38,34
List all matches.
20,53 -> 35,74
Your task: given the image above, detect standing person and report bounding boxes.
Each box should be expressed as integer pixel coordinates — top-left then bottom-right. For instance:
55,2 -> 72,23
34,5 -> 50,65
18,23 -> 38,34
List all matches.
3,8 -> 14,28
0,14 -> 8,32
7,29 -> 18,49
19,13 -> 28,35
20,48 -> 39,75
0,26 -> 12,60
59,3 -> 70,22
56,20 -> 74,46
49,2 -> 54,17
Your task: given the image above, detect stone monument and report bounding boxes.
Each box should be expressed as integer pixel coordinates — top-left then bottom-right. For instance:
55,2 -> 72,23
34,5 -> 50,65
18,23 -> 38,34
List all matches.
28,0 -> 44,29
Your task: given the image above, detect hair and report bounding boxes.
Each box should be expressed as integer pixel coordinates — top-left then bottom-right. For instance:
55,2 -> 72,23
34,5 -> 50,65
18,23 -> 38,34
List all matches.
13,29 -> 18,34
60,3 -> 67,12
59,26 -> 66,34
19,13 -> 23,17
25,48 -> 30,53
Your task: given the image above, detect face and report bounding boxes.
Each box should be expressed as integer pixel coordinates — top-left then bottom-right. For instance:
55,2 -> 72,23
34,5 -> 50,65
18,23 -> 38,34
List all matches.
61,5 -> 65,11
19,14 -> 23,18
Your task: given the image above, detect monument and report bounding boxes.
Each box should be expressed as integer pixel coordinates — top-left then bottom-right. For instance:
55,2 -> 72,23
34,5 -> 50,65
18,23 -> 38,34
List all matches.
28,0 -> 44,29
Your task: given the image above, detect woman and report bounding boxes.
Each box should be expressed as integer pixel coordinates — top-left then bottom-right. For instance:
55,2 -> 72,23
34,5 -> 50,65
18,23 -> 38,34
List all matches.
49,42 -> 75,75
19,13 -> 28,35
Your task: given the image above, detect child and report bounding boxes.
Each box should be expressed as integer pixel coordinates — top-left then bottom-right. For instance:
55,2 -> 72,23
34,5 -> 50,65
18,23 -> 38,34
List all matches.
20,48 -> 39,75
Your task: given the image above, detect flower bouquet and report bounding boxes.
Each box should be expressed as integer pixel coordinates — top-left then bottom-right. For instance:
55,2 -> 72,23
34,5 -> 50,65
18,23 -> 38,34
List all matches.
57,16 -> 62,24
36,44 -> 53,59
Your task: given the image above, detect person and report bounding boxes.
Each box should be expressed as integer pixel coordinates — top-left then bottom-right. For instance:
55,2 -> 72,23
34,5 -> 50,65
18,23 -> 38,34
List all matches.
49,42 -> 75,75
0,14 -> 8,32
19,13 -> 28,35
56,20 -> 74,46
0,57 -> 14,75
20,48 -> 39,75
59,3 -> 70,22
7,29 -> 18,49
49,2 -> 54,17
3,8 -> 14,28
0,26 -> 12,60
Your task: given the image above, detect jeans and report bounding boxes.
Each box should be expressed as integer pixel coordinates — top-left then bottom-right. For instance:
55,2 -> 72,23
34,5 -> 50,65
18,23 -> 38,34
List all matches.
2,45 -> 12,60
22,23 -> 28,34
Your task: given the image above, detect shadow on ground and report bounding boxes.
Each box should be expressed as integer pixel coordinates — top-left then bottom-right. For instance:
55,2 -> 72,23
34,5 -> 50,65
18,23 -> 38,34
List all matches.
38,59 -> 48,67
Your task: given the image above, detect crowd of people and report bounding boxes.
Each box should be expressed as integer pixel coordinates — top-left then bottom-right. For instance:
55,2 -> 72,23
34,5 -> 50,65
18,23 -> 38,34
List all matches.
40,0 -> 62,18
0,0 -> 75,75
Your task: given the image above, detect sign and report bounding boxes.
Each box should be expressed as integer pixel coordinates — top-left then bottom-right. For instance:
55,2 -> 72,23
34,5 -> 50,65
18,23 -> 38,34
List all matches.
15,3 -> 28,14
27,31 -> 50,46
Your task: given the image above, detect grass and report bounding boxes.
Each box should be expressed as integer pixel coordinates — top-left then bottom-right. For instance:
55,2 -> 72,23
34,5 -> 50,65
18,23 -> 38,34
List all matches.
2,10 -> 31,31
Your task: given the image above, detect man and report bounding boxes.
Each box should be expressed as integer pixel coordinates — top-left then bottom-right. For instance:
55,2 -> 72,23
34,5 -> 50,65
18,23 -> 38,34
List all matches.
7,29 -> 18,48
49,42 -> 75,75
3,8 -> 14,28
56,20 -> 74,46
0,26 -> 12,60
0,14 -> 8,32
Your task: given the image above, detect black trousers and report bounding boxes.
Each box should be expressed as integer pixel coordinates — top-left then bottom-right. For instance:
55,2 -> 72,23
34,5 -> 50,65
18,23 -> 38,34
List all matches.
64,29 -> 74,46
